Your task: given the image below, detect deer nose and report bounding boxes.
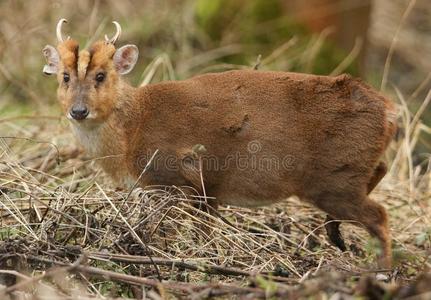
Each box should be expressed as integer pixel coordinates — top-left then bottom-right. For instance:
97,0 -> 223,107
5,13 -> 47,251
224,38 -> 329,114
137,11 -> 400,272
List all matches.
70,105 -> 89,120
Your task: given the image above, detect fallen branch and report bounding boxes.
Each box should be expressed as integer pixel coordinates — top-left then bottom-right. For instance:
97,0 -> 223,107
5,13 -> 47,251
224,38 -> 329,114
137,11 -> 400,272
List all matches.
89,252 -> 251,277
23,254 -> 295,298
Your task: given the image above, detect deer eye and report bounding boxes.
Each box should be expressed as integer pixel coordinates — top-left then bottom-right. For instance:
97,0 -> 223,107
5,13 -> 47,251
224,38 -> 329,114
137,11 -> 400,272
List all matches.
96,72 -> 105,83
63,72 -> 70,83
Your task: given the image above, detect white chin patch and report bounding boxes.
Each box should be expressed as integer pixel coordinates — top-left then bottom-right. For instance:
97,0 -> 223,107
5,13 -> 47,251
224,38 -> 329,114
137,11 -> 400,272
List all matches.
87,112 -> 97,119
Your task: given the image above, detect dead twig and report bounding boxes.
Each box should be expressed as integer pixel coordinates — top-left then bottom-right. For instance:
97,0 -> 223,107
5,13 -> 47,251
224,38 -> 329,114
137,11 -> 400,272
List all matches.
0,254 -> 86,296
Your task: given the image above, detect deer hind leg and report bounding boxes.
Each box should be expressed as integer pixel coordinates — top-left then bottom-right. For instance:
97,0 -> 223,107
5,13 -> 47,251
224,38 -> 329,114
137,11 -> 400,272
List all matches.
325,161 -> 388,251
324,215 -> 347,251
319,194 -> 391,268
360,197 -> 392,268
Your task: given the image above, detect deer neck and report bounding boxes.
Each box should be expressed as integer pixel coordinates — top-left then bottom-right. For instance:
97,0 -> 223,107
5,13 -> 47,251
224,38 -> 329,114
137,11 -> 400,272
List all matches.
70,118 -> 124,159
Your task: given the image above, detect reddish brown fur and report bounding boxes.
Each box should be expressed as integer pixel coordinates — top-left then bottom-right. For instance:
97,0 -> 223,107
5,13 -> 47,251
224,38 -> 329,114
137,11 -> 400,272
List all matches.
51,39 -> 397,268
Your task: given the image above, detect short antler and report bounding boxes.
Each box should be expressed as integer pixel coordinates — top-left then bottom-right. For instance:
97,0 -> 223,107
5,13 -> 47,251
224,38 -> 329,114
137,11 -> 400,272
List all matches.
105,21 -> 122,44
104,21 -> 121,44
56,18 -> 70,43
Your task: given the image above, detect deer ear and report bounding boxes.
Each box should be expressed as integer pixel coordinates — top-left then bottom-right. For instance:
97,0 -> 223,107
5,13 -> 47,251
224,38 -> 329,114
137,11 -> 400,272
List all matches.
42,45 -> 59,75
113,45 -> 139,75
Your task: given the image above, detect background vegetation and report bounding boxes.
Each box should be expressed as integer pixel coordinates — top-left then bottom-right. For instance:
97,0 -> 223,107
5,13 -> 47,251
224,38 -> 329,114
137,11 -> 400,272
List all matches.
0,0 -> 367,112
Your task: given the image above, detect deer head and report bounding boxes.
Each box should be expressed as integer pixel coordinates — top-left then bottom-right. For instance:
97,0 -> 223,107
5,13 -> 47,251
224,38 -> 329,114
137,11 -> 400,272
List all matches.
42,19 -> 139,124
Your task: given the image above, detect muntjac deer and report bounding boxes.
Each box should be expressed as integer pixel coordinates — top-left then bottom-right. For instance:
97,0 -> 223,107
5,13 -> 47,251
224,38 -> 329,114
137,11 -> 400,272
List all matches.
43,19 -> 397,268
